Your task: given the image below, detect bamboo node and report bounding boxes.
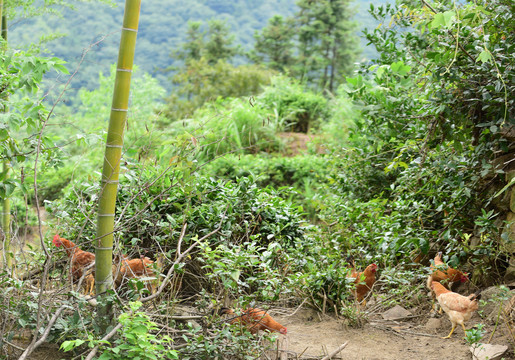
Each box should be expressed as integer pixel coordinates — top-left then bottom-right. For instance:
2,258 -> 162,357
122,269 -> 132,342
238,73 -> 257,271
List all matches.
105,144 -> 123,148
101,179 -> 120,184
121,27 -> 138,32
116,68 -> 132,73
111,108 -> 128,112
97,213 -> 116,217
95,247 -> 114,251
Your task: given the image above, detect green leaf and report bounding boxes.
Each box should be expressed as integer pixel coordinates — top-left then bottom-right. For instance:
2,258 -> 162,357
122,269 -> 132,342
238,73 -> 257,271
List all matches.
494,177 -> 515,198
230,269 -> 240,282
476,50 -> 492,64
430,11 -> 456,29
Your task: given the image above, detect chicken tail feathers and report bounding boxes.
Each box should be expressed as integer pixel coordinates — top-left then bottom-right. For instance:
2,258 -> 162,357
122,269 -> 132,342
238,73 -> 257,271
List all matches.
218,307 -> 234,316
345,255 -> 355,269
469,289 -> 482,301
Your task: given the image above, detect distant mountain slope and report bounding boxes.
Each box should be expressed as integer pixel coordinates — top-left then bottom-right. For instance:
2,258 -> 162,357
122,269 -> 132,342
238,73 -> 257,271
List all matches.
9,0 -> 388,93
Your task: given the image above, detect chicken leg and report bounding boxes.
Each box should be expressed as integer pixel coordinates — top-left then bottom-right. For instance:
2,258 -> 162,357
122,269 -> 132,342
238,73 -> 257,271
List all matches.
85,274 -> 95,296
442,323 -> 457,339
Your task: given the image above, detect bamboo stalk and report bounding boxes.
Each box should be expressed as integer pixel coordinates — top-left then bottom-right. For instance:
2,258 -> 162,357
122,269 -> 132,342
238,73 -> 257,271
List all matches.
94,0 -> 141,330
2,161 -> 11,270
0,3 -> 12,273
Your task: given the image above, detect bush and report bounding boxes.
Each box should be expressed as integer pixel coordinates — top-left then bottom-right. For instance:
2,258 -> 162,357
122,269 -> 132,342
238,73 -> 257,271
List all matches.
256,75 -> 329,133
202,153 -> 334,219
164,97 -> 283,160
47,164 -> 306,297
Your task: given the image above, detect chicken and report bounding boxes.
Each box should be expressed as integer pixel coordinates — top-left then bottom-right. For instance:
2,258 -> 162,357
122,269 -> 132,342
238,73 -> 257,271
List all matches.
52,234 -> 96,295
114,255 -> 157,295
427,252 -> 468,312
220,307 -> 287,335
431,281 -> 481,338
346,258 -> 378,305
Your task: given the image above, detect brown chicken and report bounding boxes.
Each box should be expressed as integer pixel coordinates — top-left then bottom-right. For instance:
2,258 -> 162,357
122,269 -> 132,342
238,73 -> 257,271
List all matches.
431,281 -> 481,338
427,252 -> 468,312
53,234 -> 95,295
220,307 -> 287,335
346,258 -> 378,305
114,255 -> 157,295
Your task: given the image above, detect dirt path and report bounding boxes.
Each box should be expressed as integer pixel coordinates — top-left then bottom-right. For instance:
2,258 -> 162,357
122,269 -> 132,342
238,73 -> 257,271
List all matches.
274,308 -> 483,360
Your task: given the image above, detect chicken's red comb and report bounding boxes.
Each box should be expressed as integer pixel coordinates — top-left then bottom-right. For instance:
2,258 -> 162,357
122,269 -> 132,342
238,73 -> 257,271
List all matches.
53,234 -> 61,246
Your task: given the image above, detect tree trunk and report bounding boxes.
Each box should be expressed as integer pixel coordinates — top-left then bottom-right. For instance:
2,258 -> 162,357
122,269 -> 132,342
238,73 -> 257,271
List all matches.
94,0 -> 141,331
1,13 -> 5,41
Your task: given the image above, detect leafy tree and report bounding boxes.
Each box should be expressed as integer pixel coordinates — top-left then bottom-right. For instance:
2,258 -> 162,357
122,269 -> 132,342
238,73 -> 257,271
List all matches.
328,0 -> 514,264
163,58 -> 275,122
172,19 -> 239,65
173,21 -> 205,62
204,19 -> 239,64
249,15 -> 296,72
294,0 -> 360,91
0,42 -> 68,273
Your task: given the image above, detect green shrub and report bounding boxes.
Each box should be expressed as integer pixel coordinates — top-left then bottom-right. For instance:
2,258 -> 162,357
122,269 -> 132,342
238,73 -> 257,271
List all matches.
61,302 -> 178,360
47,164 -> 306,297
164,97 -> 283,160
202,153 -> 334,219
257,75 -> 329,133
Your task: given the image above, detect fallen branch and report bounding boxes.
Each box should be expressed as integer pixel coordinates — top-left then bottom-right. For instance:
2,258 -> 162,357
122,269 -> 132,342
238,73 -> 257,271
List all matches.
18,305 -> 71,360
320,342 -> 348,360
18,267 -> 44,281
84,323 -> 123,360
286,298 -> 308,317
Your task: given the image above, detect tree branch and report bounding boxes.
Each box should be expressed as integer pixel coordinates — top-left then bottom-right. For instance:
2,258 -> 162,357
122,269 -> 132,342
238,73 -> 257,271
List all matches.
419,0 -> 475,63
18,305 -> 71,360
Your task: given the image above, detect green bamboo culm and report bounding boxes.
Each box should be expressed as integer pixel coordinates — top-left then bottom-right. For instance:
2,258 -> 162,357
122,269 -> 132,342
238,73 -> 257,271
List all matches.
2,162 -> 12,271
94,0 -> 141,330
0,1 -> 12,273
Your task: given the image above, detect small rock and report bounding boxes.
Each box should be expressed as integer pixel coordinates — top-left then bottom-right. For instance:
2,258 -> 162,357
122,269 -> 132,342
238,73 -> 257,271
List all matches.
505,256 -> 515,283
188,320 -> 202,329
470,343 -> 508,360
382,305 -> 411,320
424,318 -> 442,333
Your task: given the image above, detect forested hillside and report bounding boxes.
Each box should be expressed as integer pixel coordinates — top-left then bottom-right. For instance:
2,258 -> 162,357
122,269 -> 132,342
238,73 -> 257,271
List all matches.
9,0 -> 386,92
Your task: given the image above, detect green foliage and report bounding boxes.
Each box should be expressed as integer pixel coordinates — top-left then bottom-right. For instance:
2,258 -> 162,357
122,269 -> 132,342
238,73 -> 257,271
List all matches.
464,324 -> 485,345
172,19 -> 240,65
249,15 -> 296,72
15,64 -> 167,205
320,0 -> 515,267
200,240 -> 290,302
165,97 -> 282,159
202,153 -> 332,219
257,75 -> 329,133
204,153 -> 330,190
163,59 -> 275,122
0,47 -> 68,200
48,164 -> 305,270
164,75 -> 329,162
61,302 -> 179,360
294,0 -> 360,91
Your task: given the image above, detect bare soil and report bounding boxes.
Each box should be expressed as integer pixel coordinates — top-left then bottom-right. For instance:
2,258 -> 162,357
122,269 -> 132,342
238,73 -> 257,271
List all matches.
278,132 -> 325,156
272,304 -> 514,360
